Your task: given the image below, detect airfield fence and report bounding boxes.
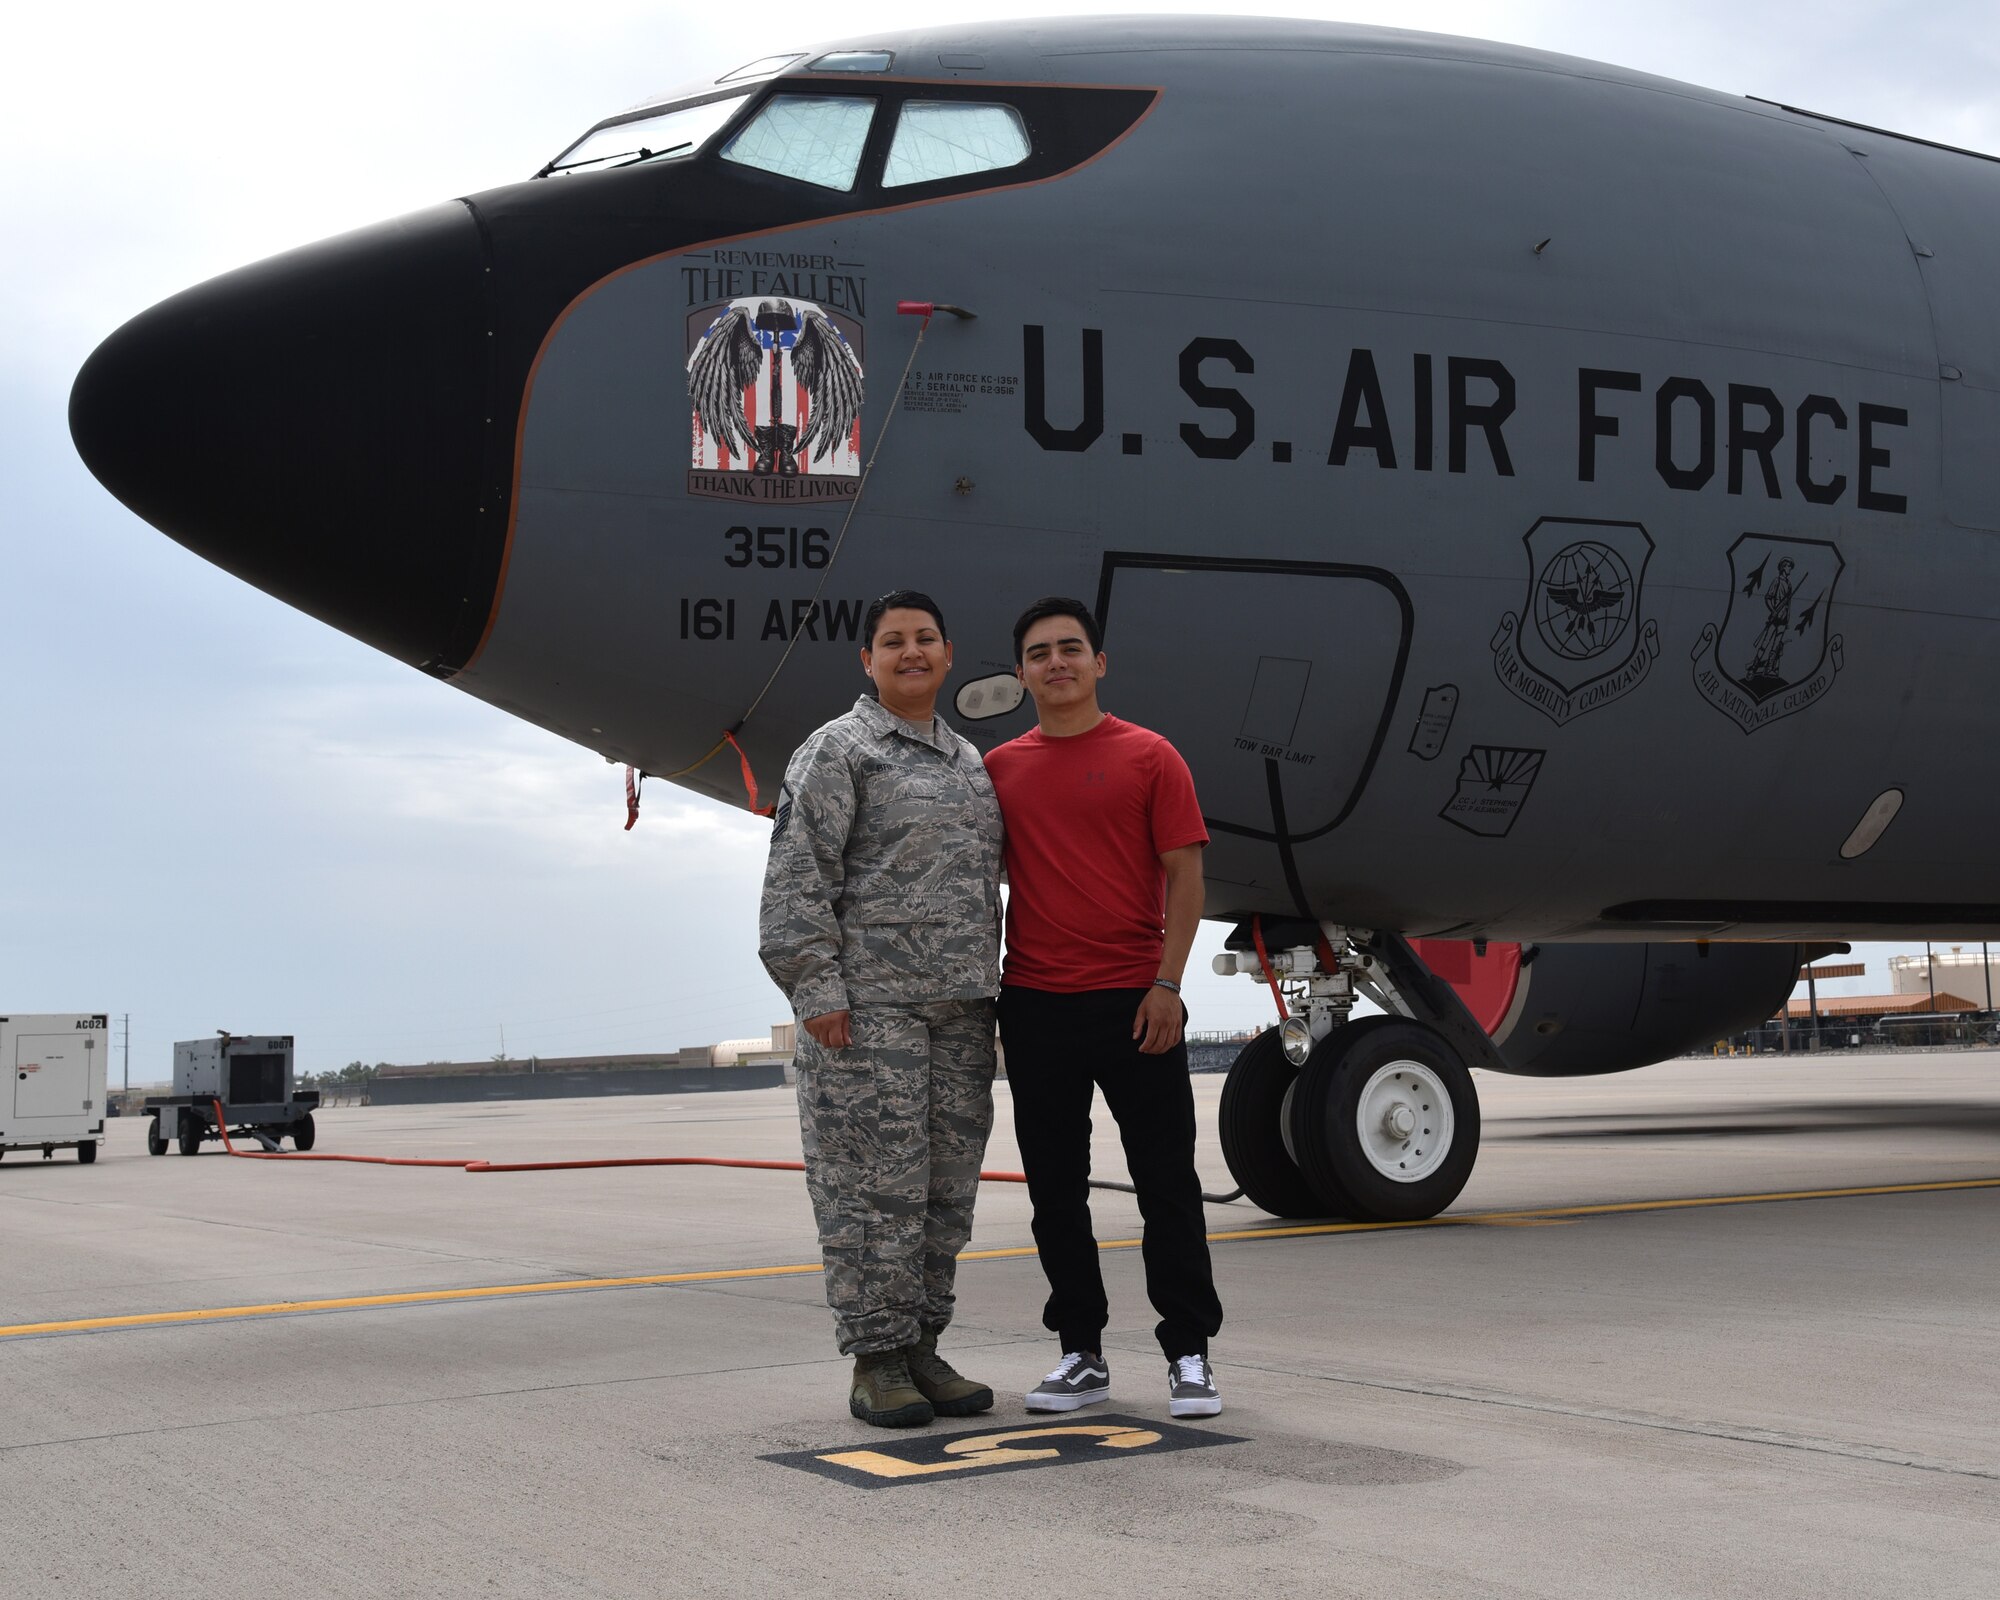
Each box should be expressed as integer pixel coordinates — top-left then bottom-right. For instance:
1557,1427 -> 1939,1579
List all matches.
1187,1030 -> 1261,1073
1710,1017 -> 2000,1056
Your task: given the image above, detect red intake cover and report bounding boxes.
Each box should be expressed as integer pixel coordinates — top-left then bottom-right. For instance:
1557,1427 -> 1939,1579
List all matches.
1410,940 -> 1524,1036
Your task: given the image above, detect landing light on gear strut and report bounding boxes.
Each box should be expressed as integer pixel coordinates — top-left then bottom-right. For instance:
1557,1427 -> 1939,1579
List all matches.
1214,925 -> 1487,1222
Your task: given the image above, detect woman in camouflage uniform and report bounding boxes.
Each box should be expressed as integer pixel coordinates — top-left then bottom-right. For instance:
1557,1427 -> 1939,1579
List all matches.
759,590 -> 1005,1427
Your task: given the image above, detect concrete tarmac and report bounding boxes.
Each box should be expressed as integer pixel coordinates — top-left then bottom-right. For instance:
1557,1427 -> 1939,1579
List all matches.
3,1052 -> 1997,1598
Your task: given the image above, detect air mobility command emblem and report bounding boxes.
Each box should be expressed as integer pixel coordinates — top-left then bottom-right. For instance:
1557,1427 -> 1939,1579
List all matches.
1491,517 -> 1659,726
1691,533 -> 1845,733
686,295 -> 864,504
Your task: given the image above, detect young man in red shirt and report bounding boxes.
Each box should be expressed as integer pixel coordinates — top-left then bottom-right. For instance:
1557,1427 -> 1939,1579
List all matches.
983,597 -> 1224,1418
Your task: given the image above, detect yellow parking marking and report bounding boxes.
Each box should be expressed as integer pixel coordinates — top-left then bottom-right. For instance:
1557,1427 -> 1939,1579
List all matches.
1199,1176 -> 2000,1244
0,1262 -> 825,1339
766,1414 -> 1232,1485
4,1176 -> 1995,1341
1461,1216 -> 1578,1227
817,1424 -> 1163,1480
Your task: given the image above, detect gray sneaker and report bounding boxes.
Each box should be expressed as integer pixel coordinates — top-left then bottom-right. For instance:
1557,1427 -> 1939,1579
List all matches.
1168,1354 -> 1221,1417
1025,1350 -> 1110,1412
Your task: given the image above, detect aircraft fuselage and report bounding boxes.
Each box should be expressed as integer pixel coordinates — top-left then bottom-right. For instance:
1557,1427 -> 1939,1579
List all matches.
70,20 -> 2000,942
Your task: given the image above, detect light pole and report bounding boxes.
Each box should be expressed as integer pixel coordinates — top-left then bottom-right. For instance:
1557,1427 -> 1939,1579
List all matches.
1925,941 -> 1938,1043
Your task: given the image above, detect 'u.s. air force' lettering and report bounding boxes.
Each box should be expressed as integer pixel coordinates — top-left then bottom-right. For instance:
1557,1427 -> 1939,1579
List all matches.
1018,328 -> 1911,514
763,1414 -> 1244,1487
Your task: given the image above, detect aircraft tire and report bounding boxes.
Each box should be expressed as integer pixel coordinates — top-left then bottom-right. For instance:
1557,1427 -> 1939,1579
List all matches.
1289,1017 -> 1480,1222
1218,1030 -> 1331,1219
147,1117 -> 167,1156
292,1113 -> 316,1152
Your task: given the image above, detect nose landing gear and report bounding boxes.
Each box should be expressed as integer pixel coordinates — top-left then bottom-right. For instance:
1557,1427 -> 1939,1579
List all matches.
1215,924 -> 1491,1221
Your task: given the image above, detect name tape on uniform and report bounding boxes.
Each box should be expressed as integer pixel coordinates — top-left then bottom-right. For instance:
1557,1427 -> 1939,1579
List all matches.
763,1412 -> 1244,1488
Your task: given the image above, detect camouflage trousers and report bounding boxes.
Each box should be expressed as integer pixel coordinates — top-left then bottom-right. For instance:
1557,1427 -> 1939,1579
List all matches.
794,997 -> 997,1355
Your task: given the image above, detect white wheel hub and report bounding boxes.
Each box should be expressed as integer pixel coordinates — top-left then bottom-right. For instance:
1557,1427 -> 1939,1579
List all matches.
1356,1059 -> 1453,1182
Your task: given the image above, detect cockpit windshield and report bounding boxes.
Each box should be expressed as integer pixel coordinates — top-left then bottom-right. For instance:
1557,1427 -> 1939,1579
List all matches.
539,91 -> 751,178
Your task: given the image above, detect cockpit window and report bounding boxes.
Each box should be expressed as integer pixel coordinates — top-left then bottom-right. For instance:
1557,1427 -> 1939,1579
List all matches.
810,50 -> 893,73
718,54 -> 806,84
882,102 -> 1031,188
720,95 -> 876,190
541,92 -> 749,177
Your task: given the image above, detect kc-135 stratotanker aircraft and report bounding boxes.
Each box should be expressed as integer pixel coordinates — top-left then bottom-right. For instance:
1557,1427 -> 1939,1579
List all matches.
69,18 -> 2000,1222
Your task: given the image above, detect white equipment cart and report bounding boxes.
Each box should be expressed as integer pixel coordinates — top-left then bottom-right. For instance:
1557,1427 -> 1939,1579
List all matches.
0,1013 -> 110,1163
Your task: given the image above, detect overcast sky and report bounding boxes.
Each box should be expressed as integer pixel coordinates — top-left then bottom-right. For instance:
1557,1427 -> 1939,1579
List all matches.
5,3 -> 1994,1082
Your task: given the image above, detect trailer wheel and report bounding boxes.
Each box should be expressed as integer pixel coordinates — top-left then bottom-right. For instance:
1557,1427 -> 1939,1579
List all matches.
77,1139 -> 97,1164
291,1112 -> 316,1152
176,1110 -> 203,1157
147,1117 -> 167,1156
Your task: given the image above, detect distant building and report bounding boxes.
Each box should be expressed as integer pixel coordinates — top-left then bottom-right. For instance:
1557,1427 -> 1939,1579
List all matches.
369,1026 -> 800,1104
1889,947 -> 2000,1008
1784,991 -> 1980,1021
1774,989 -> 1993,1049
377,1026 -> 800,1081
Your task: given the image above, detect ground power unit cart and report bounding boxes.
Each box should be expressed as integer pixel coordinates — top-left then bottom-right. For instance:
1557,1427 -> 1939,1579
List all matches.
145,1034 -> 319,1155
0,1013 -> 110,1163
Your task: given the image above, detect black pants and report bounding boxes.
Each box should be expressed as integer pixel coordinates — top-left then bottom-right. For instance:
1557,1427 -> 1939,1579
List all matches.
998,985 -> 1223,1359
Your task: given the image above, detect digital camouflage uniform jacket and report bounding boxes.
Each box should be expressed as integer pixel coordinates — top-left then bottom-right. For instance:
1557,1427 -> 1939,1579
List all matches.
759,695 -> 1004,1019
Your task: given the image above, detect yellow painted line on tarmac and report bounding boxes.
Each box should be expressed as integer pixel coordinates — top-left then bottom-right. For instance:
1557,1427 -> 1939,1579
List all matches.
1460,1216 -> 1579,1227
0,1263 -> 826,1340
1198,1175 -> 2000,1245
5,1176 -> 1997,1342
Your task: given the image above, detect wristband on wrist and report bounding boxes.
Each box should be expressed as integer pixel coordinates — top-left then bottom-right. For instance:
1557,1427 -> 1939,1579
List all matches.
1152,977 -> 1181,993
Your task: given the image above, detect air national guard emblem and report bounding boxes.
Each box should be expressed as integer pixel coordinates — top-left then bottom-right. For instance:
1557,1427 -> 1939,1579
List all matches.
1490,518 -> 1659,726
686,296 -> 864,504
1691,533 -> 1845,733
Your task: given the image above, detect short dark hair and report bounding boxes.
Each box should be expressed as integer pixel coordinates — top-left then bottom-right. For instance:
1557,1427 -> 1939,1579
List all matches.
1012,596 -> 1102,663
863,589 -> 948,649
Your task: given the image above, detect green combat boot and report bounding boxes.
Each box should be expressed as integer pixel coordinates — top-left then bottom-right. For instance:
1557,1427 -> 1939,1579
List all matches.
850,1351 -> 934,1428
905,1331 -> 995,1417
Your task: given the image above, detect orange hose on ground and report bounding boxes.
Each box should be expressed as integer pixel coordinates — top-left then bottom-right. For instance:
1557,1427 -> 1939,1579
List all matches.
209,1105 -> 466,1166
208,1102 -> 1034,1180
203,1102 -> 1237,1200
465,1157 -> 1035,1176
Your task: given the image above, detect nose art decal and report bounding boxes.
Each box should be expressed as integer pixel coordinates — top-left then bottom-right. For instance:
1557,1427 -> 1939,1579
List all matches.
686,296 -> 864,504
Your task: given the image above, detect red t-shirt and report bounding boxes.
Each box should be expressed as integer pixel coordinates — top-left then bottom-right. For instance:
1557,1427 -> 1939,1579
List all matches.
983,715 -> 1209,992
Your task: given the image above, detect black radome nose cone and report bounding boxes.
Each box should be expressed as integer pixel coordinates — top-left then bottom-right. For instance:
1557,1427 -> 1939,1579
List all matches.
70,201 -> 505,673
